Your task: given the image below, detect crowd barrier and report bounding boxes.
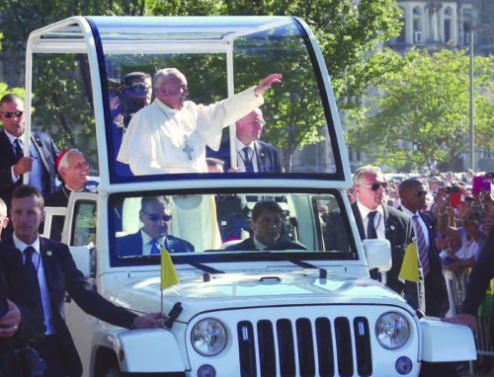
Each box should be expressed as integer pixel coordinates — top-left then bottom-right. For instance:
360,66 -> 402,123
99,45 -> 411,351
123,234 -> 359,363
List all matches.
444,267 -> 494,376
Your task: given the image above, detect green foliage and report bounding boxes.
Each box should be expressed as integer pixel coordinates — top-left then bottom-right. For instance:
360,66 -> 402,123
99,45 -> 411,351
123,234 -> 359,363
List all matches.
0,82 -> 24,100
348,49 -> 494,171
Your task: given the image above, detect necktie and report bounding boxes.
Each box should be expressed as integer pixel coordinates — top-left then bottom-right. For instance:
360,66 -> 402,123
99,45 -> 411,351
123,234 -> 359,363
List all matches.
24,246 -> 42,307
412,215 -> 430,276
150,239 -> 161,255
366,211 -> 378,239
13,138 -> 23,161
242,147 -> 254,173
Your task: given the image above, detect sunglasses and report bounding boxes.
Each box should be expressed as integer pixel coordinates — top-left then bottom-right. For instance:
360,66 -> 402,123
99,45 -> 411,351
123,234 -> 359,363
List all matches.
145,213 -> 172,222
414,191 -> 428,197
2,111 -> 23,118
129,82 -> 151,91
359,182 -> 387,191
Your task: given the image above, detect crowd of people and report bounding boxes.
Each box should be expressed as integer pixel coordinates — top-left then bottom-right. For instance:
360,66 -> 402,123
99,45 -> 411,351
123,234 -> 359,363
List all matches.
320,166 -> 494,375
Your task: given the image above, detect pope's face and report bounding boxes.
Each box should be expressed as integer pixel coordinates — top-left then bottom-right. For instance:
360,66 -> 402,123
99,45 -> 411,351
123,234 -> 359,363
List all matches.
159,73 -> 189,110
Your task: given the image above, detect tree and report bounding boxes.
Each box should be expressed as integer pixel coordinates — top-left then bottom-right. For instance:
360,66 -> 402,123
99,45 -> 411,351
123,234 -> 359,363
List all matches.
347,49 -> 494,172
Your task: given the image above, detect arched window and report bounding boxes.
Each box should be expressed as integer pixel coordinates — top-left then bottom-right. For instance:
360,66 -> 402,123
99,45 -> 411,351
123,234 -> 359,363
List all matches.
444,7 -> 453,43
413,6 -> 423,43
397,7 -> 406,43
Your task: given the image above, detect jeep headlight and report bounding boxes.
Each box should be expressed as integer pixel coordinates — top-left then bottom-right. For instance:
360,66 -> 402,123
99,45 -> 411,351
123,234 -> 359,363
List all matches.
375,312 -> 410,349
191,318 -> 228,356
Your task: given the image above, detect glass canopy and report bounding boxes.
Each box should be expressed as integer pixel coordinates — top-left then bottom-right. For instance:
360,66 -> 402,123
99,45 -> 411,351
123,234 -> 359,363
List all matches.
28,16 -> 345,184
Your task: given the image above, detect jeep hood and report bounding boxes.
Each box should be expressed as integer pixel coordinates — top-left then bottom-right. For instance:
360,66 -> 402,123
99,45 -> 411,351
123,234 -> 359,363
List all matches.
106,270 -> 410,322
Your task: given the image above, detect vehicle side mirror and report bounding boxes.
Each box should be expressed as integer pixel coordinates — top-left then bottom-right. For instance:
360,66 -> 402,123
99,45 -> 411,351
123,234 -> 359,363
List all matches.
69,246 -> 91,278
363,239 -> 392,272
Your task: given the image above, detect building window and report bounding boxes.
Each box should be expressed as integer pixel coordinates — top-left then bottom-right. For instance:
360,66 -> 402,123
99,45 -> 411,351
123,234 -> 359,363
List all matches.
444,7 -> 453,43
397,7 -> 406,44
413,6 -> 423,43
463,7 -> 474,45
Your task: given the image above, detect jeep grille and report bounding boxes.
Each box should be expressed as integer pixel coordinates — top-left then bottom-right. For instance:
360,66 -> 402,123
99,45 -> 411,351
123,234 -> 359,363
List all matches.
237,317 -> 372,377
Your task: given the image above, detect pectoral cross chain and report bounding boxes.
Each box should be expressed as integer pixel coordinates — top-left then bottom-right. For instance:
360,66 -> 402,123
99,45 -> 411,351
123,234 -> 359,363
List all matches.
183,141 -> 194,161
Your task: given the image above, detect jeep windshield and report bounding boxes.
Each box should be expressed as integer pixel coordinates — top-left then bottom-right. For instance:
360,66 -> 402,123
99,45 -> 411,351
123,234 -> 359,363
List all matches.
109,190 -> 357,267
92,16 -> 343,183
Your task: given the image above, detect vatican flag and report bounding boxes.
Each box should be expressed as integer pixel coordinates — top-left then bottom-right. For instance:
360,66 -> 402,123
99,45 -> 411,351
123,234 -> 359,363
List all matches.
161,245 -> 179,290
398,242 -> 420,283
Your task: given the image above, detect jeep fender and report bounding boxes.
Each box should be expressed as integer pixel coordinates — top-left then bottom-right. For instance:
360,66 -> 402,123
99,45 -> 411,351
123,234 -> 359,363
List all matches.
420,317 -> 477,362
91,328 -> 185,373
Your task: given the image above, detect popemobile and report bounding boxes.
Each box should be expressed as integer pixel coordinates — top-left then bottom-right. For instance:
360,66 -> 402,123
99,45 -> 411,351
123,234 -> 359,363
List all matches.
24,16 -> 476,377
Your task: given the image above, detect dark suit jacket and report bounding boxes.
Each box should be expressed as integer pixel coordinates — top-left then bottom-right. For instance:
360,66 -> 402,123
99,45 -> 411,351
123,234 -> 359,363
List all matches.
0,130 -> 60,238
213,140 -> 282,173
117,231 -> 194,256
352,203 -> 425,310
398,207 -> 448,316
461,225 -> 494,316
0,242 -> 44,377
4,237 -> 137,377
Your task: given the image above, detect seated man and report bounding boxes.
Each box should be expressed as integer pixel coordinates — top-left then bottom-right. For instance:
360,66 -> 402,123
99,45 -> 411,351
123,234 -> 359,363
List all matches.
45,149 -> 91,241
225,200 -> 306,251
118,196 -> 194,256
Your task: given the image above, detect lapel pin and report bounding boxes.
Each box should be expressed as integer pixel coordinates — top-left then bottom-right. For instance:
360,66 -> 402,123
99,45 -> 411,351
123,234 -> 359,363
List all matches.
46,251 -> 53,256
260,152 -> 265,157
390,225 -> 395,230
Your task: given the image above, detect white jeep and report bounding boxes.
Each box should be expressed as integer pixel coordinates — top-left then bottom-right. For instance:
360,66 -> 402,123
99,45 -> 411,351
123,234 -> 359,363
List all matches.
27,16 -> 475,377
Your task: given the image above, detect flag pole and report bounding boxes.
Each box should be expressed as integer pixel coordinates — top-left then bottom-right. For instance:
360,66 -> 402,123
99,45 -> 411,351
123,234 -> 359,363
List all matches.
160,288 -> 164,319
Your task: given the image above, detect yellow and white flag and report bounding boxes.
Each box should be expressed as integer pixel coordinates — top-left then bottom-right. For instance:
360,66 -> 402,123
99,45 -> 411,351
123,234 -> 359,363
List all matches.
161,244 -> 179,290
398,242 -> 420,283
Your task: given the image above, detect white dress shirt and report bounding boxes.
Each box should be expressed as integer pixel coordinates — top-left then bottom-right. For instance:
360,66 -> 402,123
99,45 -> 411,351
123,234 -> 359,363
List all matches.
235,138 -> 259,173
356,201 -> 385,239
13,234 -> 56,335
140,230 -> 166,256
253,236 -> 268,251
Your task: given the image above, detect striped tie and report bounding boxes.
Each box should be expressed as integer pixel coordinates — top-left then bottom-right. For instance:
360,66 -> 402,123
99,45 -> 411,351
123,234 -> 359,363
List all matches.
412,215 -> 429,276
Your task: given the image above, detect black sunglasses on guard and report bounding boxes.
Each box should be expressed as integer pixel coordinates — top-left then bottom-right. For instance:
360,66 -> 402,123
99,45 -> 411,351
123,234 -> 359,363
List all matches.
2,111 -> 23,118
359,182 -> 387,191
414,191 -> 428,197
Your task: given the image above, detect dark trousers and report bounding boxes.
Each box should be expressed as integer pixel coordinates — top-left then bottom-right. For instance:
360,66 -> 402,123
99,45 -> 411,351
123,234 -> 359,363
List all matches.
30,335 -> 65,377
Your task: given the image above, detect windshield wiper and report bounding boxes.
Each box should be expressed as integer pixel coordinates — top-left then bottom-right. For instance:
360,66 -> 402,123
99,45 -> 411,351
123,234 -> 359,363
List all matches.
121,255 -> 224,275
258,251 -> 328,279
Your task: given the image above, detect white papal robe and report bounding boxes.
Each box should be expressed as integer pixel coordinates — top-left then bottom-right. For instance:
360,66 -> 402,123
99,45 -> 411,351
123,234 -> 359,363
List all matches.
117,86 -> 264,175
